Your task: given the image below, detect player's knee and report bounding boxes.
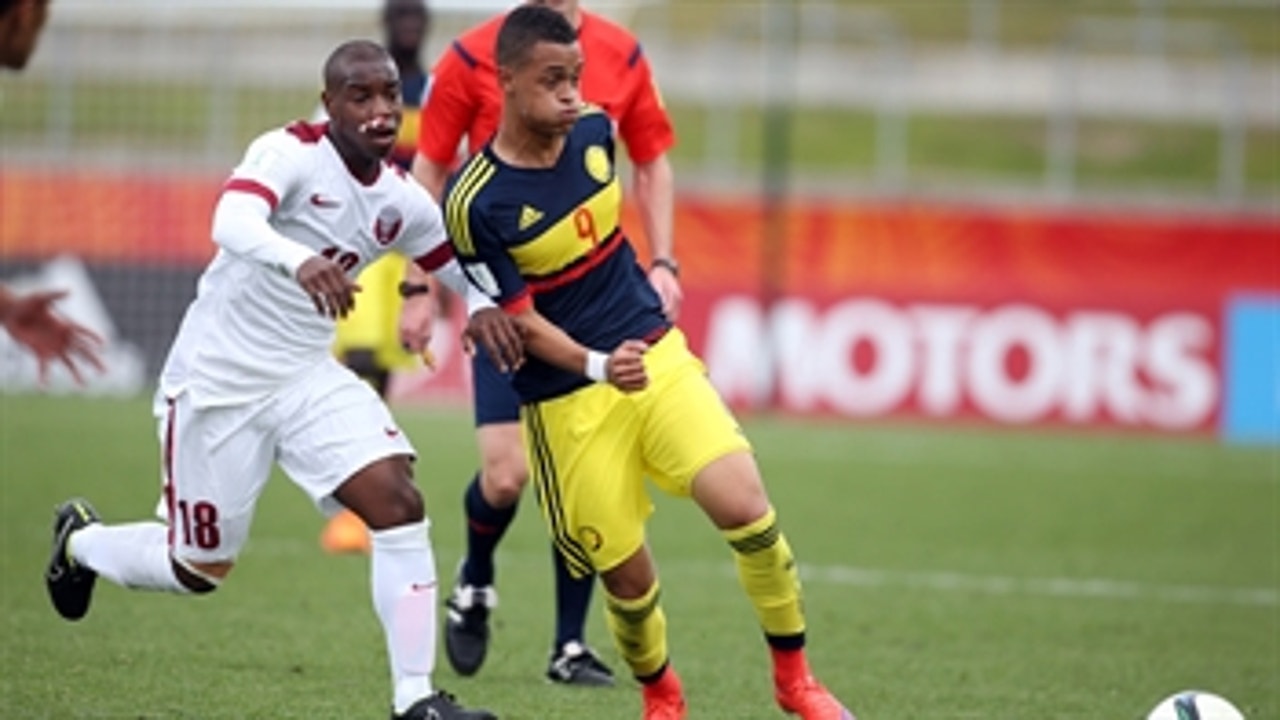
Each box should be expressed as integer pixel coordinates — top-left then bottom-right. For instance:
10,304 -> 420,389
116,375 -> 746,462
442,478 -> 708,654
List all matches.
379,481 -> 425,527
692,452 -> 772,530
171,557 -> 231,594
480,453 -> 528,507
600,549 -> 657,600
481,467 -> 526,507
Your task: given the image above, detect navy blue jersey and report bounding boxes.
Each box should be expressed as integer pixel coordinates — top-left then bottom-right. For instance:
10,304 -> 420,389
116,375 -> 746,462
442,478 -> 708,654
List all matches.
444,110 -> 669,404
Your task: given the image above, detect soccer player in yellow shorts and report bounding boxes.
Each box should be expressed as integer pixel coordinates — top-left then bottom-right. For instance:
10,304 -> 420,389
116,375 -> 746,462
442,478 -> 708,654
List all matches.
523,328 -> 750,578
444,8 -> 855,719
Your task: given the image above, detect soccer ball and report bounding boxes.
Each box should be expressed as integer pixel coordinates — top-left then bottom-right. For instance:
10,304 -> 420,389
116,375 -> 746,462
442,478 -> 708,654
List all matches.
1146,691 -> 1244,720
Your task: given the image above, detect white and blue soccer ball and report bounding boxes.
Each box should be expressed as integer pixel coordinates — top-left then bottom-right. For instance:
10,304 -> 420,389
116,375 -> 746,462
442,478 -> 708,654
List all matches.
1146,690 -> 1244,720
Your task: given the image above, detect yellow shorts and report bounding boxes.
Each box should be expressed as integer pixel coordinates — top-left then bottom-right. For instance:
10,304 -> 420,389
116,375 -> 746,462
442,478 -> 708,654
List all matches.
521,328 -> 752,577
333,253 -> 416,370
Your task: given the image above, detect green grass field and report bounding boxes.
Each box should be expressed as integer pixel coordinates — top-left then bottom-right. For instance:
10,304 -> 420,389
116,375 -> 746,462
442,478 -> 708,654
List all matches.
1,394 -> 1275,719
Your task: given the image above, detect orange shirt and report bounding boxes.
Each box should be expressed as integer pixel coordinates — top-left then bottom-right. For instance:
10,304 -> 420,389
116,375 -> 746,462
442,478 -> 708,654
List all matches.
417,10 -> 675,167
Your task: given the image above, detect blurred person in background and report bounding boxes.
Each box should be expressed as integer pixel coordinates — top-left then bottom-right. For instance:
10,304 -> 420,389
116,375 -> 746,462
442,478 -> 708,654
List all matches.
2,0 -> 105,381
322,0 -> 437,554
43,39 -> 516,720
403,0 -> 681,687
0,287 -> 104,383
0,0 -> 49,70
444,8 -> 853,719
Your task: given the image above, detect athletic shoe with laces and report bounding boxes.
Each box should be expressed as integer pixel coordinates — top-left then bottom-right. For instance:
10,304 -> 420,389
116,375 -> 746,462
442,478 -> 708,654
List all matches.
443,570 -> 498,676
390,690 -> 498,720
642,665 -> 687,720
775,674 -> 855,720
545,640 -> 615,686
45,498 -> 101,621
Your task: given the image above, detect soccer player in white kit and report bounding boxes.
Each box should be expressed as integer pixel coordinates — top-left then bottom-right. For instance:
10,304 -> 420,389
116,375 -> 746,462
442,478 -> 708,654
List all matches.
43,40 -> 516,720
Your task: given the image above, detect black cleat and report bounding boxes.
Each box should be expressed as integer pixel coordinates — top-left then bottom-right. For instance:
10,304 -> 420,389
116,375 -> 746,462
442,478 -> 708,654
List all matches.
546,640 -> 616,687
391,690 -> 498,720
46,498 -> 100,621
443,573 -> 497,677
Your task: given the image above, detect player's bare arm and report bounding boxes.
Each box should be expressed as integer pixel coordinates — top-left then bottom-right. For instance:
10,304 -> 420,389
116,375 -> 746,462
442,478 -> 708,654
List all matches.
634,154 -> 682,322
396,280 -> 438,354
502,306 -> 648,392
397,155 -> 451,352
397,255 -> 441,353
411,152 -> 451,202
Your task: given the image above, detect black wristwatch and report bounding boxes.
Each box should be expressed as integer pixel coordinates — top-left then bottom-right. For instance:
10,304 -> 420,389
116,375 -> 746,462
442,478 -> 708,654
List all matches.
397,281 -> 431,298
650,257 -> 680,278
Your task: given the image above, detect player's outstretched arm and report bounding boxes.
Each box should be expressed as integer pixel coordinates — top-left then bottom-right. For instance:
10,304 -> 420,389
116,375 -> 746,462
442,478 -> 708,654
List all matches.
0,286 -> 105,384
396,285 -> 437,355
397,252 -> 442,354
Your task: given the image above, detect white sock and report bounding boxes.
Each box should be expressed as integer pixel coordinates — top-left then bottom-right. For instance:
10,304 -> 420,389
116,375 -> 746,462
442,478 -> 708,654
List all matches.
371,520 -> 438,715
70,522 -> 188,593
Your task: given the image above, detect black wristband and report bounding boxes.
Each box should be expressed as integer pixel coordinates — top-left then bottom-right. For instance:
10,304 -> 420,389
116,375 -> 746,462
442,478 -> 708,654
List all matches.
398,281 -> 431,298
650,257 -> 680,278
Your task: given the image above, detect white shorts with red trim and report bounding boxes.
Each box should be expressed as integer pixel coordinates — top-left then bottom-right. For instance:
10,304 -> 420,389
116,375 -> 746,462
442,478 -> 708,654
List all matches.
157,357 -> 414,563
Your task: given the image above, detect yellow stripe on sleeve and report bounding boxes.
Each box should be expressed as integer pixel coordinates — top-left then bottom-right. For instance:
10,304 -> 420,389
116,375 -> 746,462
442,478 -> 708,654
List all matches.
443,155 -> 495,257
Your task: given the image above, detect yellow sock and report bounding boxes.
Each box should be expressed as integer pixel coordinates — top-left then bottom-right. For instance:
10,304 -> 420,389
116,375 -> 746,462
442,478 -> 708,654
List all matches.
723,507 -> 806,642
604,582 -> 669,679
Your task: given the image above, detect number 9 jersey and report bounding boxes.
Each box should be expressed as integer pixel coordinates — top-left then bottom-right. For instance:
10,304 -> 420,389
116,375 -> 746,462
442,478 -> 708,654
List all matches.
443,109 -> 670,405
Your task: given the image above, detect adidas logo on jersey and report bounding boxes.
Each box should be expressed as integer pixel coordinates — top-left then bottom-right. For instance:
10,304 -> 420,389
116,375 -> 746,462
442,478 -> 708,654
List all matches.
518,204 -> 544,231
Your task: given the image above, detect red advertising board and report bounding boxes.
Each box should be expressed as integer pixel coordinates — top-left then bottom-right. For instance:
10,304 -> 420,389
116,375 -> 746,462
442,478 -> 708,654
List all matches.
4,169 -> 1276,433
394,198 -> 1278,434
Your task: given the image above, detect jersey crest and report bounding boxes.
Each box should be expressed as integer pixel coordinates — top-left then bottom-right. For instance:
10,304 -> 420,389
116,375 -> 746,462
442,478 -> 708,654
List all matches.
584,145 -> 612,185
373,205 -> 404,245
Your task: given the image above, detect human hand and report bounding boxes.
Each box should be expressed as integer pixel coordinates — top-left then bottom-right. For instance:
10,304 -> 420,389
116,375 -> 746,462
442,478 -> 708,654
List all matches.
1,290 -> 105,385
397,293 -> 437,354
296,256 -> 361,319
647,265 -> 683,322
465,308 -> 524,372
607,339 -> 649,392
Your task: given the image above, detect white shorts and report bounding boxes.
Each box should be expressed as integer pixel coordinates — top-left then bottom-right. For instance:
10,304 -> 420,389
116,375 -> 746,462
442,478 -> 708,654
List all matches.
157,358 -> 414,563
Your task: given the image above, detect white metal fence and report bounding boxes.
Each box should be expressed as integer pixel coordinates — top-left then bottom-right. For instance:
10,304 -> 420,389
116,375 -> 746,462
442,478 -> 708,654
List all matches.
3,0 -> 1277,206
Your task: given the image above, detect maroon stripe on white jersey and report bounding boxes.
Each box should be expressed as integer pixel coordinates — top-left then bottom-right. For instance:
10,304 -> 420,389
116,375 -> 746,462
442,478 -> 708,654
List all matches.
285,120 -> 327,144
223,178 -> 279,211
163,397 -> 177,549
414,243 -> 455,273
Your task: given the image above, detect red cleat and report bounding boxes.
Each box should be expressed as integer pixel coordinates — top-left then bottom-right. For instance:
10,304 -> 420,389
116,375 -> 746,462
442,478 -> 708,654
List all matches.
775,674 -> 855,720
641,665 -> 687,720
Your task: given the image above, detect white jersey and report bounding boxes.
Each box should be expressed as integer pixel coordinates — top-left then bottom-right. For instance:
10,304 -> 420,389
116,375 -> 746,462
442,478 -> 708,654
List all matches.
160,121 -> 452,408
